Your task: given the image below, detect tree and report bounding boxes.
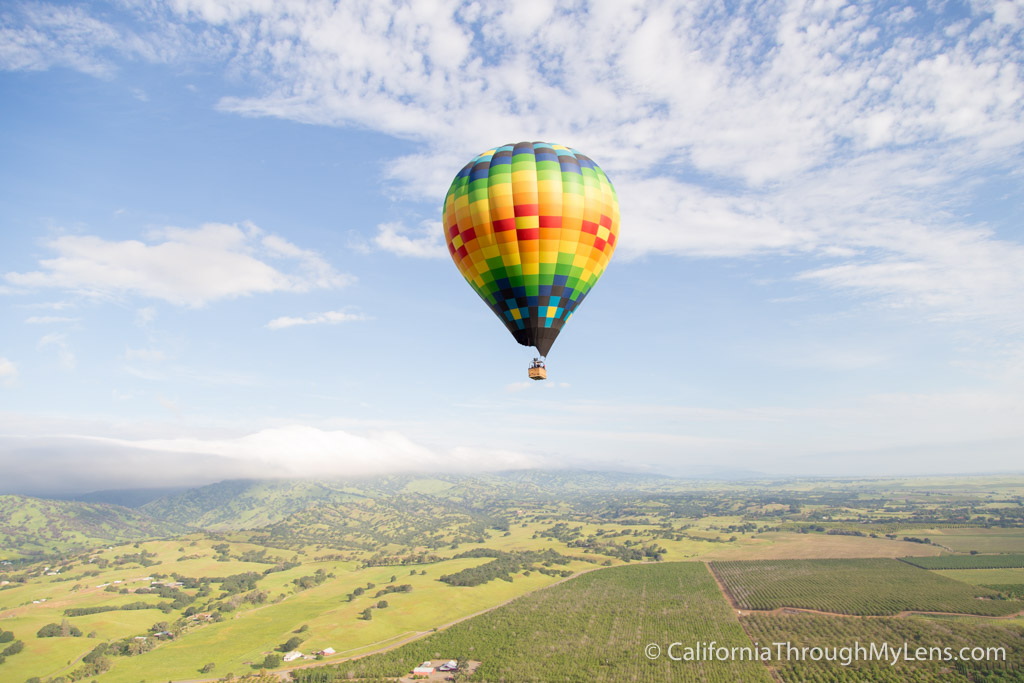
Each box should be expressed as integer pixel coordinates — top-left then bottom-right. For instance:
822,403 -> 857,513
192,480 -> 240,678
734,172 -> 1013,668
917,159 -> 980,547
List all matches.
376,600 -> 388,609
360,608 -> 373,620
200,662 -> 216,673
280,636 -> 303,652
262,653 -> 282,668
38,622 -> 80,638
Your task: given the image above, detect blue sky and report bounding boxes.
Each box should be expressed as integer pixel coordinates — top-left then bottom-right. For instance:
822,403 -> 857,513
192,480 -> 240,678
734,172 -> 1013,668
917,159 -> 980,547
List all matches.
1,0 -> 1022,493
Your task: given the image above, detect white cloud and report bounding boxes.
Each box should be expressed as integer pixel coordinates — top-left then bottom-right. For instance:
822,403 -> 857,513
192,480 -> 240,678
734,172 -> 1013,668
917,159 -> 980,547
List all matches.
373,220 -> 445,259
5,223 -> 353,307
37,332 -> 76,370
5,1 -> 1024,327
266,309 -> 368,330
24,316 -> 80,324
125,347 -> 167,362
0,357 -> 16,384
0,2 -> 185,76
84,425 -> 546,478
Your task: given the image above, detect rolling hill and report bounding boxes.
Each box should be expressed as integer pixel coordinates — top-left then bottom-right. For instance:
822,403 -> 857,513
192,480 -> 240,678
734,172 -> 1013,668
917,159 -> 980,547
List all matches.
0,495 -> 190,559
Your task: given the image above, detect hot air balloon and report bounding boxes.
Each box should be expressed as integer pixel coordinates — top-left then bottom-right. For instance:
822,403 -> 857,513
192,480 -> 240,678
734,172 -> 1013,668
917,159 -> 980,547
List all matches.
443,141 -> 620,379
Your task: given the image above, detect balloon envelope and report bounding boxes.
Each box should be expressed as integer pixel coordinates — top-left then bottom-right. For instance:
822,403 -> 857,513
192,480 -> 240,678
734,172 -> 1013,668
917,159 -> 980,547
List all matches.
443,141 -> 620,356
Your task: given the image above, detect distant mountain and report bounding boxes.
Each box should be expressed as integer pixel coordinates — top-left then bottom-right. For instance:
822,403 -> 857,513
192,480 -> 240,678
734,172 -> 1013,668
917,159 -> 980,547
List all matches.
0,495 -> 191,560
71,486 -> 190,508
138,470 -> 701,532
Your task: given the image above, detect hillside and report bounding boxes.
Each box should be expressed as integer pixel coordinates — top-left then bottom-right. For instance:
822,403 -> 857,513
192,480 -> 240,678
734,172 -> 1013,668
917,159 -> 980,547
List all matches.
0,495 -> 190,560
0,475 -> 1021,682
138,471 -> 703,532
140,479 -> 369,530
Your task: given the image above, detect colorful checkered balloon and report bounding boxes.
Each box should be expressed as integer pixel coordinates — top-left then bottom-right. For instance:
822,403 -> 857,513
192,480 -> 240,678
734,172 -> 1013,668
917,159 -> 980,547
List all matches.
443,141 -> 620,357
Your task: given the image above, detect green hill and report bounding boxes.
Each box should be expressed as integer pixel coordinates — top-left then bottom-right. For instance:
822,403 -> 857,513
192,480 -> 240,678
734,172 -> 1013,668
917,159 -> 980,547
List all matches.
0,495 -> 190,560
140,479 -> 369,530
137,471 -> 683,540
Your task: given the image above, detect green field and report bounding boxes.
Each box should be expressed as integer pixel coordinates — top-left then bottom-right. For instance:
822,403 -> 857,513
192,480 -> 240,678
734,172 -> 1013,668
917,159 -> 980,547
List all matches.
294,562 -> 771,683
934,568 -> 1024,586
901,554 -> 1024,570
924,529 -> 1024,554
742,612 -> 1024,682
3,473 -> 1024,682
710,558 -> 1024,616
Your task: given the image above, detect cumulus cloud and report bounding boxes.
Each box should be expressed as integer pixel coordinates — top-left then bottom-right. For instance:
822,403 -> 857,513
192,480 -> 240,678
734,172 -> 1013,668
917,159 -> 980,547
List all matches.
5,223 -> 353,307
372,221 -> 446,259
266,309 -> 368,330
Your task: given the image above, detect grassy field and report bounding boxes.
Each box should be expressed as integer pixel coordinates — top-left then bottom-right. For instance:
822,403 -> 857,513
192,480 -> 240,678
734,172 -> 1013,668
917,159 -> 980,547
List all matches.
699,532 -> 945,560
100,557 -> 593,682
294,562 -> 771,683
711,558 -> 1024,616
0,534 -> 599,683
3,473 -> 1024,682
922,529 -> 1024,553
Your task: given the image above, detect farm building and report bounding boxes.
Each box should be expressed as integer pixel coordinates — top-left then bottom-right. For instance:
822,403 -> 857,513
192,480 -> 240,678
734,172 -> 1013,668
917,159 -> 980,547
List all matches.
412,660 -> 435,674
283,650 -> 303,662
317,647 -> 336,656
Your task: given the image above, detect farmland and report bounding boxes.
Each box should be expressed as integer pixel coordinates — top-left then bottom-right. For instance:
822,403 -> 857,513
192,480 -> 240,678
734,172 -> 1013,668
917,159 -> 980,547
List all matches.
294,562 -> 771,683
742,612 -> 1024,682
710,558 -> 1024,616
901,554 -> 1024,570
1,472 -> 1023,681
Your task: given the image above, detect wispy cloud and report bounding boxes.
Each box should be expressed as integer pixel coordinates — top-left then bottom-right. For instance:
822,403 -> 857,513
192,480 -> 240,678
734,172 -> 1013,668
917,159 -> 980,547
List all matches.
266,309 -> 368,330
37,332 -> 75,370
24,315 -> 80,324
4,1 -> 1023,327
178,2 -> 1024,325
5,223 -> 353,307
66,425 -> 546,480
0,357 -> 16,384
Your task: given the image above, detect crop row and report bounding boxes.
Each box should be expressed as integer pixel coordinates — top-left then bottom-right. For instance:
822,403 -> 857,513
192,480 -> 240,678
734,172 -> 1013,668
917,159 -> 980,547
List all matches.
710,559 -> 1024,616
294,562 -> 771,683
900,554 -> 1024,570
742,612 -> 1024,682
